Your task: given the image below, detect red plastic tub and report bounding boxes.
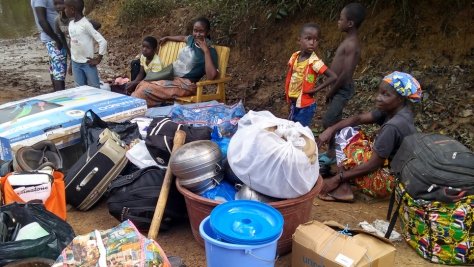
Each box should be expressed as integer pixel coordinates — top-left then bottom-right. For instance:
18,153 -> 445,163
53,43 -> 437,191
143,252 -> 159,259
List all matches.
176,177 -> 323,255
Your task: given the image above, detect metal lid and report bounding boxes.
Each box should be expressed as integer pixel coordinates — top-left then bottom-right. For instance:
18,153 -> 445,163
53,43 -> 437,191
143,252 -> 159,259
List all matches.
170,140 -> 222,179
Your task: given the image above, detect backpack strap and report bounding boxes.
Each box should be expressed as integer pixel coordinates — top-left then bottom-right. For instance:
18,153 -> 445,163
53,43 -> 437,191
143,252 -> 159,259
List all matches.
385,178 -> 403,239
107,166 -> 161,192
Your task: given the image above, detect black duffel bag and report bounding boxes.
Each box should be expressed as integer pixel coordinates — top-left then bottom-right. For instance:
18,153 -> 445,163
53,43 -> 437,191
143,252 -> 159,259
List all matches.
391,133 -> 474,202
0,203 -> 75,265
81,109 -> 141,152
106,165 -> 187,232
145,117 -> 212,166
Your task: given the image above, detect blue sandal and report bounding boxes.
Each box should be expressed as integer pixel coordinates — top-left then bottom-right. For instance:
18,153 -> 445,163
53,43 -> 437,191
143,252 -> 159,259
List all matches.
318,152 -> 336,166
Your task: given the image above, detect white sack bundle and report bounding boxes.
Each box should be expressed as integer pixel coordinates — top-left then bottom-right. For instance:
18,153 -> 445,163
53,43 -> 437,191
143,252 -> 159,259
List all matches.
228,111 -> 319,198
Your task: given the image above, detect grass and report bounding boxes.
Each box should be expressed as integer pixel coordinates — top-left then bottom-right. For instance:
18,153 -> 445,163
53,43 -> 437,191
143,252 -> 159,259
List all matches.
118,0 -> 176,23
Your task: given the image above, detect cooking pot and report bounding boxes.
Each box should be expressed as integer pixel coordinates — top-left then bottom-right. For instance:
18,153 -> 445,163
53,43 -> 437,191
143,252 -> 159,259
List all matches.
170,140 -> 223,194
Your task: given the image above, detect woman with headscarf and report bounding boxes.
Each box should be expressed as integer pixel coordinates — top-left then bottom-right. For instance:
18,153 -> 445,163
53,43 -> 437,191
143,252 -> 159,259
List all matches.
317,71 -> 422,202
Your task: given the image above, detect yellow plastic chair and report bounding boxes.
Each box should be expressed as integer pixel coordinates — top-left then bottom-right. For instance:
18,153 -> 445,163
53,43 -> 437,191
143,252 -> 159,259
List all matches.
158,41 -> 231,103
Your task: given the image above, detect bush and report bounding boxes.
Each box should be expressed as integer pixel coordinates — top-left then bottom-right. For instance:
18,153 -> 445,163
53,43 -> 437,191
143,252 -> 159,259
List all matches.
119,0 -> 174,23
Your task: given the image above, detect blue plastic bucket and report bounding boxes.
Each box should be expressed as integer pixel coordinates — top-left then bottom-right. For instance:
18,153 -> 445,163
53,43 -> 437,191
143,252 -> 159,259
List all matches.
199,216 -> 281,267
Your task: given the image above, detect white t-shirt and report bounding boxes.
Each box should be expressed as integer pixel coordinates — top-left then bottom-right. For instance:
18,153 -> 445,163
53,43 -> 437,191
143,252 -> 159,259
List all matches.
69,17 -> 107,63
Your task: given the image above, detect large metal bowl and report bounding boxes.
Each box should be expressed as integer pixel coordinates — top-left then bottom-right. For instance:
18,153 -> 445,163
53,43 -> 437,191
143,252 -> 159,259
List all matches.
170,140 -> 223,194
234,184 -> 280,203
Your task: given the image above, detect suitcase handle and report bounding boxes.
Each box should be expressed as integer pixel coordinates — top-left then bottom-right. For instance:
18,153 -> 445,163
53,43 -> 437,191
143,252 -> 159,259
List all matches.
76,167 -> 99,191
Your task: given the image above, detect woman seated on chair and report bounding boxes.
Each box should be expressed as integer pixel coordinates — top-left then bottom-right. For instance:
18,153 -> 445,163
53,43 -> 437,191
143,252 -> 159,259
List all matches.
131,17 -> 219,107
317,71 -> 422,202
126,36 -> 163,94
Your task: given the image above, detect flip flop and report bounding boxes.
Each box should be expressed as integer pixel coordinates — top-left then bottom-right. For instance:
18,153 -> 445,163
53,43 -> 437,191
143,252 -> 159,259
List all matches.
318,193 -> 336,201
318,193 -> 354,203
328,192 -> 355,203
318,152 -> 336,166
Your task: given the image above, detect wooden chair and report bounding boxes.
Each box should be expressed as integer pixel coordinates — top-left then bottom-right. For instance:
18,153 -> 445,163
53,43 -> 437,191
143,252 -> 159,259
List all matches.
158,41 -> 231,103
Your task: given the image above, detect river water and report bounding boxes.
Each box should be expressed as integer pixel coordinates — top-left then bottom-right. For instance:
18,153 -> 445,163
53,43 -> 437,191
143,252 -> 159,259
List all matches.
0,0 -> 36,39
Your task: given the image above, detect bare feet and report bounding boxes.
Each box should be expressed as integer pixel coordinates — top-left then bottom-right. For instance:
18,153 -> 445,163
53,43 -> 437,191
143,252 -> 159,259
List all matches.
318,182 -> 354,202
329,182 -> 354,202
320,176 -> 341,194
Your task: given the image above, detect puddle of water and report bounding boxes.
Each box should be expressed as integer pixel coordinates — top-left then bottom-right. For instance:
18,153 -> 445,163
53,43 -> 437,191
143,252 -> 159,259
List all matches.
0,0 -> 37,39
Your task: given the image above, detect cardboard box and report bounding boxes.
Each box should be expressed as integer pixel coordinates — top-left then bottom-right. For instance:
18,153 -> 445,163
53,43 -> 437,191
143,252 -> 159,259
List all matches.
292,220 -> 396,267
0,86 -> 146,152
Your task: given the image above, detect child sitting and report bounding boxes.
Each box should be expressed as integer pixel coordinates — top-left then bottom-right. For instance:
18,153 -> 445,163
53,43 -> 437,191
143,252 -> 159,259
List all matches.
285,23 -> 337,127
131,17 -> 219,107
126,36 -> 163,94
64,0 -> 107,88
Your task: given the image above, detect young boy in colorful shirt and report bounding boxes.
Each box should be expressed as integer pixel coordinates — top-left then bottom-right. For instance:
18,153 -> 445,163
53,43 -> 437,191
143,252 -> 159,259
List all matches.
285,23 -> 337,127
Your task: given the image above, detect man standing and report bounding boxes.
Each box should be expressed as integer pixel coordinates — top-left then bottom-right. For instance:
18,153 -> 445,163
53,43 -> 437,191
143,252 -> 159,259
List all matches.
31,0 -> 67,91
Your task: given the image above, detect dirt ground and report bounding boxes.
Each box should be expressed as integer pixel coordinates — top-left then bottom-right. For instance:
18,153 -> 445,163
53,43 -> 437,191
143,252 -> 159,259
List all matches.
0,38 -> 441,267
65,192 -> 441,267
1,2 -> 472,265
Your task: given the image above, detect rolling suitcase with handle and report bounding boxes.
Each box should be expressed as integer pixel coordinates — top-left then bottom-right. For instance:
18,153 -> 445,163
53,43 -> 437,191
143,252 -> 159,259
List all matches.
65,129 -> 128,211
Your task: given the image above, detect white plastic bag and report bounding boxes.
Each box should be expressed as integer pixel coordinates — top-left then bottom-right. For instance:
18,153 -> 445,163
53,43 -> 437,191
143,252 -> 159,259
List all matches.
126,140 -> 159,169
335,126 -> 360,165
227,111 -> 319,198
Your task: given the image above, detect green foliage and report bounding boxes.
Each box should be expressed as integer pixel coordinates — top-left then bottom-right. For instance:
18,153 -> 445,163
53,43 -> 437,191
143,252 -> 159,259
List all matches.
181,0 -> 264,44
118,0 -> 175,23
118,0 -> 471,45
263,0 -> 311,20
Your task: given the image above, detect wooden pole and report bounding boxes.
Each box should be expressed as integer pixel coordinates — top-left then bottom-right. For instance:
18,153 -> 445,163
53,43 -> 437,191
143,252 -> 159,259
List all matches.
148,130 -> 186,240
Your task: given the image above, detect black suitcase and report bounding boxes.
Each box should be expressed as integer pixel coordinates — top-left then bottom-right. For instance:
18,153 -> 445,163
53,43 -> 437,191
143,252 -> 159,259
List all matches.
391,133 -> 474,202
107,166 -> 187,232
65,129 -> 128,210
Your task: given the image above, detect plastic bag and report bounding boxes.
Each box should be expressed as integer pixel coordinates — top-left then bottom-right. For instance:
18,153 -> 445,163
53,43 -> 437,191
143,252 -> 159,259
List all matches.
0,203 -> 75,265
200,180 -> 236,202
53,220 -> 170,267
125,140 -> 158,169
227,110 -> 319,198
170,101 -> 246,137
211,126 -> 231,159
81,109 -> 141,152
1,171 -> 67,220
334,126 -> 361,165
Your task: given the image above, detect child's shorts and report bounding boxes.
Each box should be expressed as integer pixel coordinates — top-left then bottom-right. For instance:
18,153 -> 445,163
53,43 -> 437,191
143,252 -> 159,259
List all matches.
288,101 -> 316,127
45,41 -> 67,81
322,83 -> 354,128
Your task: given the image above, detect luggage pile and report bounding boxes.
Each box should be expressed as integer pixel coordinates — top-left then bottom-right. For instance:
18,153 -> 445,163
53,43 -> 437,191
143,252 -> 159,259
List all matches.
0,87 -> 323,264
387,133 -> 474,265
0,88 -> 177,265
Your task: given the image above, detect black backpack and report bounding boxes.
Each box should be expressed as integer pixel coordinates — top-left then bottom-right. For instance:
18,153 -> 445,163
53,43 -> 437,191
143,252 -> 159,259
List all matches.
145,117 -> 212,166
385,133 -> 474,239
106,166 -> 187,232
390,133 -> 474,203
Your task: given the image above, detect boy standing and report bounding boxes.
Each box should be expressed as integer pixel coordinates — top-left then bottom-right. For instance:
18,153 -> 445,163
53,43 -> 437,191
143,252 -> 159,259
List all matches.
64,0 -> 107,88
319,3 -> 366,165
54,0 -> 102,77
285,23 -> 337,127
31,0 -> 67,91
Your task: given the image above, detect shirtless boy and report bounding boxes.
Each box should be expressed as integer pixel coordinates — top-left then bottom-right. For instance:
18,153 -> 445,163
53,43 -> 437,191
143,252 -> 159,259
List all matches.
319,3 -> 366,166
